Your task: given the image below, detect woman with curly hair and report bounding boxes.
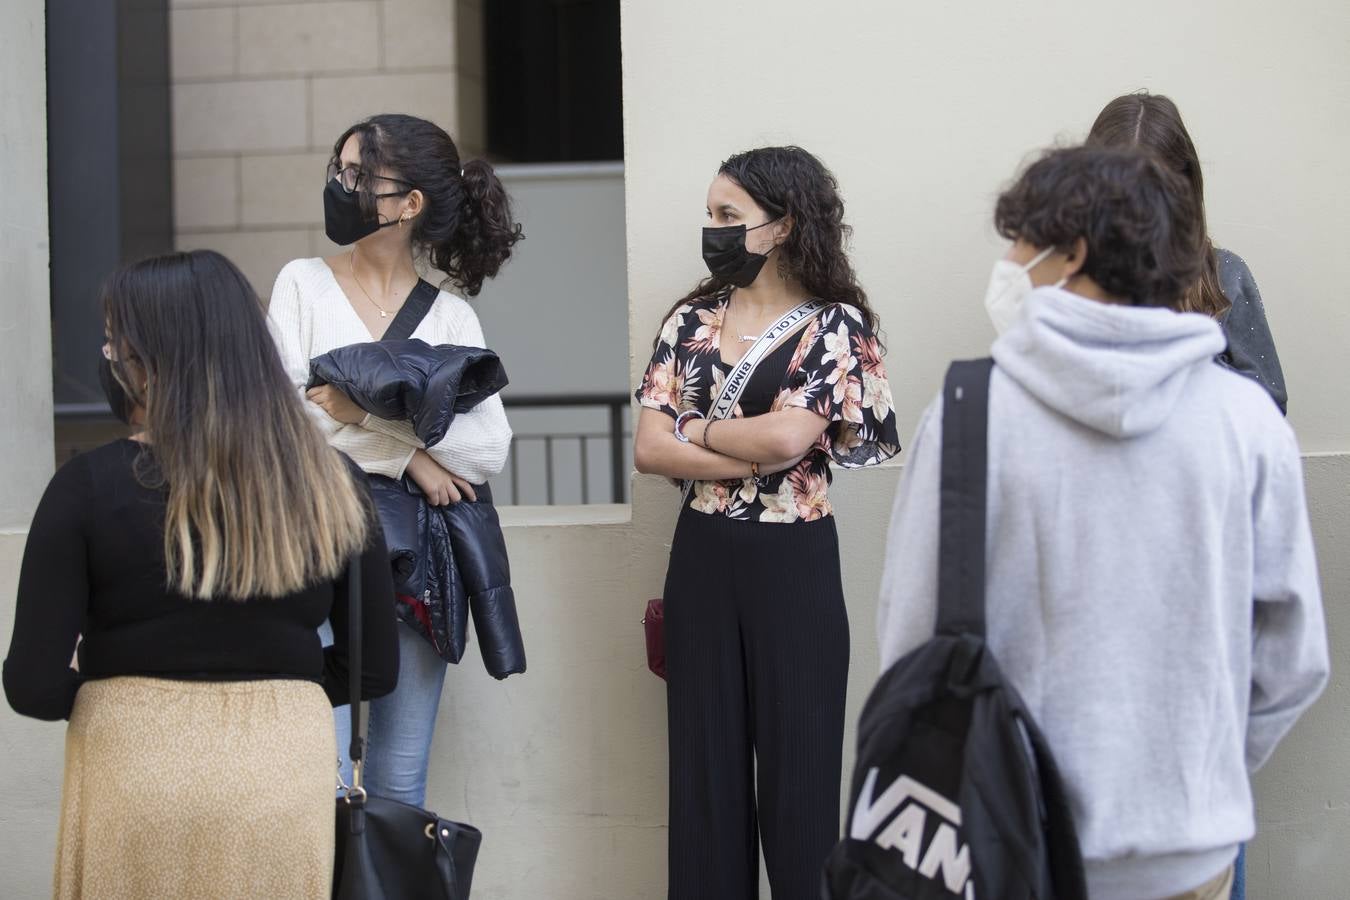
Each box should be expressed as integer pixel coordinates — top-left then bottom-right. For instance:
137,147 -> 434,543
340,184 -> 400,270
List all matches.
878,145 -> 1327,900
267,114 -> 519,806
633,146 -> 900,899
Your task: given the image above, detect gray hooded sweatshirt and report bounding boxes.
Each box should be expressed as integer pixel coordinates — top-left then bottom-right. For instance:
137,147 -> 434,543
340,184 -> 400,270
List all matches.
877,288 -> 1328,899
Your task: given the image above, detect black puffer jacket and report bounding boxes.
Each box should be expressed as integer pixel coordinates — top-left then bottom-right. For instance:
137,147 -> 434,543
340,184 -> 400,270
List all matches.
309,342 -> 525,679
309,339 -> 508,445
370,478 -> 524,678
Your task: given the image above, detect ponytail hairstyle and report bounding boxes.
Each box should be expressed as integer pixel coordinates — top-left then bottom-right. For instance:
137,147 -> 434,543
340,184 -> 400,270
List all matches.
1086,92 -> 1229,318
331,114 -> 524,297
655,146 -> 879,348
102,250 -> 371,600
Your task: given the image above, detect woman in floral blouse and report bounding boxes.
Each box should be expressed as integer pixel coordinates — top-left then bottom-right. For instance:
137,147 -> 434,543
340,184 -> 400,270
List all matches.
633,146 -> 900,900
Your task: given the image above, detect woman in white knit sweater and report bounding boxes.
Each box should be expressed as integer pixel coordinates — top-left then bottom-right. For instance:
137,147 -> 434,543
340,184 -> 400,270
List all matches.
267,113 -> 520,805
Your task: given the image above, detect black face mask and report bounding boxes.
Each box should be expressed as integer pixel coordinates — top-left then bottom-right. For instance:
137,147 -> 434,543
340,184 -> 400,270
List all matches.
98,356 -> 134,425
323,178 -> 404,246
701,221 -> 777,287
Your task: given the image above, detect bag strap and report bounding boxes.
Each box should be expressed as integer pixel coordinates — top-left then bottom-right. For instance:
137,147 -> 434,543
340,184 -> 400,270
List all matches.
346,555 -> 366,788
705,298 -> 825,422
935,358 -> 995,637
341,282 -> 432,792
382,279 -> 439,343
680,297 -> 826,503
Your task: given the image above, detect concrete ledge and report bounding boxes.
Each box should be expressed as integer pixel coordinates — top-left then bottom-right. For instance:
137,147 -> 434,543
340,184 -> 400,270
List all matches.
499,503 -> 630,529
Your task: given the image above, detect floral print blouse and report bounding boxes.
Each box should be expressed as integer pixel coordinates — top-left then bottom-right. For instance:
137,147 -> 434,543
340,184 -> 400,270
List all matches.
636,291 -> 900,523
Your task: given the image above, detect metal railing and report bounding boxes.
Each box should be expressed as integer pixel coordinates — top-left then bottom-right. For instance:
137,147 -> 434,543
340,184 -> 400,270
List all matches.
55,394 -> 636,507
500,393 -> 630,505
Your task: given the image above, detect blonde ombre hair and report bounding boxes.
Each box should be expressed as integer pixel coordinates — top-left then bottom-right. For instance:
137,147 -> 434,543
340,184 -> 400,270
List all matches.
102,250 -> 369,599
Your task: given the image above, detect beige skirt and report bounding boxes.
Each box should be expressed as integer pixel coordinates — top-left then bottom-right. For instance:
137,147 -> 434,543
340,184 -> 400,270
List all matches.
55,676 -> 337,900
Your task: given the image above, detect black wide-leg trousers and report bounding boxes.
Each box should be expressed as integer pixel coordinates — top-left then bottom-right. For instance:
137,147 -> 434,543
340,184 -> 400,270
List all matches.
664,509 -> 850,900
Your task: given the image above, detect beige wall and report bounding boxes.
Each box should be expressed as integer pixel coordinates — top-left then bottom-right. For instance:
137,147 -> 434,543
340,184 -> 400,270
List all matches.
1,2 -> 61,893
1249,455 -> 1350,898
2,1 -> 1349,898
0,0 -> 54,529
170,0 -> 461,295
620,0 -> 1350,454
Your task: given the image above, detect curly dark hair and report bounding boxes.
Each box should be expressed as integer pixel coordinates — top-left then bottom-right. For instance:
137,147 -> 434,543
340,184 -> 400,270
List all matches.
331,114 -> 523,297
1087,92 -> 1229,318
993,145 -> 1204,310
655,145 -> 878,347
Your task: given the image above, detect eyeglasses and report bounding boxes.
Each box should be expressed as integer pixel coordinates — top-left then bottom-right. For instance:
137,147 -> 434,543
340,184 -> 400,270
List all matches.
326,162 -> 414,196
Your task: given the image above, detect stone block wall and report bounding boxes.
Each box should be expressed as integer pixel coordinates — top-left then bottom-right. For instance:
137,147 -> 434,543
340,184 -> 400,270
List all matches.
169,0 -> 472,298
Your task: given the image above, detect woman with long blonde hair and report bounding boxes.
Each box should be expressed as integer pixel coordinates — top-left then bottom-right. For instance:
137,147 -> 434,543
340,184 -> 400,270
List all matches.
3,250 -> 399,899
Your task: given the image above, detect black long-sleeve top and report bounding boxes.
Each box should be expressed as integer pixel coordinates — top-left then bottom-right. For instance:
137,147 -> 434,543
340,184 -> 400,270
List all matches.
3,439 -> 399,721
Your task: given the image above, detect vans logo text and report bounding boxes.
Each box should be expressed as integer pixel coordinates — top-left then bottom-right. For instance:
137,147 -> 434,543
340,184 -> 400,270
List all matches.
850,768 -> 974,899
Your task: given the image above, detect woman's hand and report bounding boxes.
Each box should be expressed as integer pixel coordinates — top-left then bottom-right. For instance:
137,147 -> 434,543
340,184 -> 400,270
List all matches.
406,449 -> 478,506
306,384 -> 366,425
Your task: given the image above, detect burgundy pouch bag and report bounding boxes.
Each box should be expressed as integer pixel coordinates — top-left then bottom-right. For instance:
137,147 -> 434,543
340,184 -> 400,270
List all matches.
642,598 -> 665,680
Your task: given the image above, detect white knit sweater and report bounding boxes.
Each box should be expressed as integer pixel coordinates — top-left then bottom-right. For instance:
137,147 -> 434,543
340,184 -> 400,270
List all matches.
266,257 -> 512,483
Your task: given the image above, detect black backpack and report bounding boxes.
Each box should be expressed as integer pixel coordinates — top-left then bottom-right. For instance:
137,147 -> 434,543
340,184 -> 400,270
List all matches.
822,359 -> 1088,900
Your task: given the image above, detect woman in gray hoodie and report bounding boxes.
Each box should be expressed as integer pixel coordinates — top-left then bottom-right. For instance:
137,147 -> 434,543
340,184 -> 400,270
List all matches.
1087,91 -> 1287,415
877,145 -> 1327,900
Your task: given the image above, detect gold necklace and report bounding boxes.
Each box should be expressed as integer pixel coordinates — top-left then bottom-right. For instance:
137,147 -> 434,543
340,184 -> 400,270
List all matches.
724,301 -> 761,344
349,247 -> 393,318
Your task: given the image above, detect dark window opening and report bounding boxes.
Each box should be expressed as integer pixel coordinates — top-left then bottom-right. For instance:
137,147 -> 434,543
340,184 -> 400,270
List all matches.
48,0 -> 173,459
484,0 -> 623,163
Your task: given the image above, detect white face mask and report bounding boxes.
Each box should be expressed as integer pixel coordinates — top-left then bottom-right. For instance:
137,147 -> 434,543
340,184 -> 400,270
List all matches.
982,246 -> 1065,335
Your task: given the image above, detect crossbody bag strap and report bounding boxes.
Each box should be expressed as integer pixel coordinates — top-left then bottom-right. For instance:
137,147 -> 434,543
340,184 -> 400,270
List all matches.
346,555 -> 365,783
935,357 -> 995,637
680,297 -> 827,503
381,279 -> 439,343
343,281 -> 432,785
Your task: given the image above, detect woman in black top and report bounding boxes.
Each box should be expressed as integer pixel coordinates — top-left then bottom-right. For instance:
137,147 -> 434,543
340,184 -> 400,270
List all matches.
3,250 -> 398,900
1087,91 -> 1289,414
634,146 -> 900,899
